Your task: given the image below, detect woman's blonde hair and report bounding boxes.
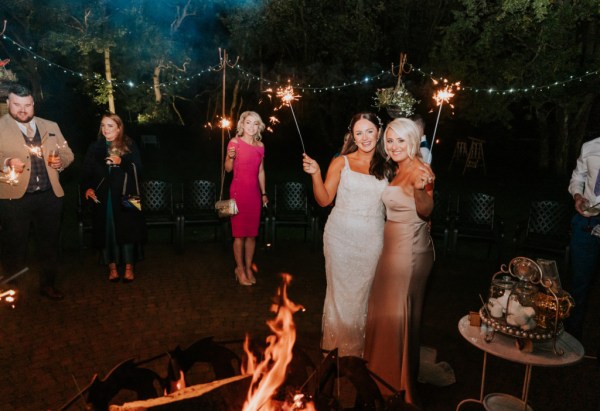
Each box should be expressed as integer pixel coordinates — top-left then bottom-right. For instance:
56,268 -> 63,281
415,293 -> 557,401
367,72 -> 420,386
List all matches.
384,118 -> 422,160
236,111 -> 266,141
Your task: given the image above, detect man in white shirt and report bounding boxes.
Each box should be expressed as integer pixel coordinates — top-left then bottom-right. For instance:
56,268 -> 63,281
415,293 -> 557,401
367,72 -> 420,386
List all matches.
566,135 -> 600,340
413,115 -> 432,164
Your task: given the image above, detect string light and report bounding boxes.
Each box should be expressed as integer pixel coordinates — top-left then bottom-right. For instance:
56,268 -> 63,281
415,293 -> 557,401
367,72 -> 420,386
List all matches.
2,34 -> 598,97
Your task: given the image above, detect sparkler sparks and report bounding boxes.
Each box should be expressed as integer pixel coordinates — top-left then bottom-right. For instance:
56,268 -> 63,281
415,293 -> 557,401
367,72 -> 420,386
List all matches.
274,82 -> 306,153
276,84 -> 300,107
219,117 -> 232,129
428,79 -> 461,163
0,289 -> 17,308
25,144 -> 43,159
432,79 -> 461,108
0,166 -> 19,185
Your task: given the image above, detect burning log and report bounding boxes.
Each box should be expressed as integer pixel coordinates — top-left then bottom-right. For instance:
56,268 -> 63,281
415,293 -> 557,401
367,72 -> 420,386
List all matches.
109,374 -> 251,411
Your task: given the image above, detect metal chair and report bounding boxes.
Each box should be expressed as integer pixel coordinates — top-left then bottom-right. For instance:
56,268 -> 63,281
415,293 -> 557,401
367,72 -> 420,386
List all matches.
141,180 -> 182,251
451,192 -> 504,259
512,200 -> 571,271
270,181 -> 318,249
178,180 -> 225,247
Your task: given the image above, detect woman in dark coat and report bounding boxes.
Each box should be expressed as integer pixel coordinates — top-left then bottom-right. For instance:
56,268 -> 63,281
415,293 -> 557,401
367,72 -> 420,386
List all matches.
81,113 -> 146,282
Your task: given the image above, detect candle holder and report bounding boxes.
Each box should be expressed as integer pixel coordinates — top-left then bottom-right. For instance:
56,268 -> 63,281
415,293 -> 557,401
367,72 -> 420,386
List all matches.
480,257 -> 574,355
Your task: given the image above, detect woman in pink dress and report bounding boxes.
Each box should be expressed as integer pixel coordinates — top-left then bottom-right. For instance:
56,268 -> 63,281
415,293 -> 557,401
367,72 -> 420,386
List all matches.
224,111 -> 268,286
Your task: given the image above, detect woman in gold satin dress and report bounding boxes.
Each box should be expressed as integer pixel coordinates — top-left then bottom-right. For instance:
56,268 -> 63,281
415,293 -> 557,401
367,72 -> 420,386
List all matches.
364,118 -> 435,409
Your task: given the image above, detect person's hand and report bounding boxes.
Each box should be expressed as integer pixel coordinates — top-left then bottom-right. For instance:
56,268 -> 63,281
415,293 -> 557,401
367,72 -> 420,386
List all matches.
105,154 -> 122,165
48,154 -> 63,170
262,193 -> 269,207
8,158 -> 25,173
227,146 -> 236,159
415,164 -> 435,191
302,153 -> 320,175
574,193 -> 590,216
85,188 -> 100,204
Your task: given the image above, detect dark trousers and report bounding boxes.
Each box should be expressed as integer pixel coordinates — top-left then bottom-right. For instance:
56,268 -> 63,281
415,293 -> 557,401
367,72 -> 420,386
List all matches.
565,213 -> 600,339
0,190 -> 63,289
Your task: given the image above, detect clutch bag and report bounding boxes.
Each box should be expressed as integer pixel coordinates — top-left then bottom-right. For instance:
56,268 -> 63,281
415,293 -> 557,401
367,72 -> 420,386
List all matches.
215,198 -> 238,218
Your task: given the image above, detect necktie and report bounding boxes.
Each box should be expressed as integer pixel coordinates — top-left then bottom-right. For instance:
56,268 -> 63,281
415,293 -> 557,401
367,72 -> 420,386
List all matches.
594,171 -> 600,196
25,123 -> 35,139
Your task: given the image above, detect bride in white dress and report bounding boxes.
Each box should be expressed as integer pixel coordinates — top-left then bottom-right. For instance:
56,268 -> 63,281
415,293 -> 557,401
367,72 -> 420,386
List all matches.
302,112 -> 388,357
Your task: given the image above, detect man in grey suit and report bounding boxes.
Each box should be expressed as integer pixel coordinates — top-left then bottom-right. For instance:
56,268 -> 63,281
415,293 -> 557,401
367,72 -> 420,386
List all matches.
0,83 -> 74,300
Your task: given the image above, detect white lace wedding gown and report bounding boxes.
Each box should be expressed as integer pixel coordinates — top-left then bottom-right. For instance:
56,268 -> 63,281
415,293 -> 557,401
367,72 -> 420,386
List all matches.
321,156 -> 388,357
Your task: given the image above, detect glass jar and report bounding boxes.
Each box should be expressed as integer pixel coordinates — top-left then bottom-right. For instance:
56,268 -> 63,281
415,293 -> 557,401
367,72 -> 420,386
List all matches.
507,282 -> 538,330
487,276 -> 515,318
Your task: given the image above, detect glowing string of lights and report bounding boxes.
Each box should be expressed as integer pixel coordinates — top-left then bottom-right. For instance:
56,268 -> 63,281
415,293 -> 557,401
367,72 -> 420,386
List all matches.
2,34 -> 598,96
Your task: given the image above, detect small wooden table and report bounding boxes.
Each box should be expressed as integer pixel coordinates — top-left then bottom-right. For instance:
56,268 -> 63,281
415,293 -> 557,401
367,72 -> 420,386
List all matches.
456,315 -> 584,411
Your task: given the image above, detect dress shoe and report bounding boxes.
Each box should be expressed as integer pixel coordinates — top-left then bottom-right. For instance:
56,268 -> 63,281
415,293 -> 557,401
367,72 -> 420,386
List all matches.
108,263 -> 119,282
40,286 -> 64,301
235,268 -> 252,286
123,264 -> 135,283
246,269 -> 257,284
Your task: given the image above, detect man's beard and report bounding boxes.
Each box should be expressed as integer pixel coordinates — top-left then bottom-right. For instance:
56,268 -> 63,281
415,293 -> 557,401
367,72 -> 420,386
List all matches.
9,111 -> 34,124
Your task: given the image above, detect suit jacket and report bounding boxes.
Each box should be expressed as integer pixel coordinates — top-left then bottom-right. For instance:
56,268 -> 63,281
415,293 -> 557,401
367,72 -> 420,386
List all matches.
0,114 -> 74,199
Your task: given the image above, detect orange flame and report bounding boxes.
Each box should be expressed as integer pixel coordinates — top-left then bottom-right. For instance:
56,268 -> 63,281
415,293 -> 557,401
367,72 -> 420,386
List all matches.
242,273 -> 313,411
165,370 -> 186,395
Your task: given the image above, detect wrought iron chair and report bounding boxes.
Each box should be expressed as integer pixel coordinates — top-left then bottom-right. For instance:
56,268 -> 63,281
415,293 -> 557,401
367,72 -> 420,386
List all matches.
178,180 -> 225,247
141,180 -> 183,252
270,181 -> 318,249
512,200 -> 571,271
430,190 -> 454,256
451,192 -> 504,259
76,184 -> 94,258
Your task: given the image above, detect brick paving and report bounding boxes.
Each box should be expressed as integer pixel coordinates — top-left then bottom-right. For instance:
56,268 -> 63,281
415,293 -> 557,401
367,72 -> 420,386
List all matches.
1,226 -> 599,410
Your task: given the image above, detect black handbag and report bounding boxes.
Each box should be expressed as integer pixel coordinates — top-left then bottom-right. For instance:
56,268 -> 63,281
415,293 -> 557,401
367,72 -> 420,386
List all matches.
121,163 -> 142,211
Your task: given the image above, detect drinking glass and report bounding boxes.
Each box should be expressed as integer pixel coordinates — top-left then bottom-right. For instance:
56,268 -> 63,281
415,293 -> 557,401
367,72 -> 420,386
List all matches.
47,149 -> 60,166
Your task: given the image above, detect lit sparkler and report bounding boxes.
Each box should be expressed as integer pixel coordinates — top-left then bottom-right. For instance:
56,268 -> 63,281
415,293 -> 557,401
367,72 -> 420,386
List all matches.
0,267 -> 28,309
428,79 -> 461,163
0,289 -> 17,308
276,83 -> 306,153
0,166 -> 19,185
219,117 -> 232,129
25,144 -> 43,159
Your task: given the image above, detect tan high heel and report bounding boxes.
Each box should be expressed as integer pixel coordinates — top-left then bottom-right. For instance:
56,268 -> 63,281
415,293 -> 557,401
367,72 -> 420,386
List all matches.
246,268 -> 256,285
124,264 -> 135,283
108,263 -> 119,282
235,267 -> 252,286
